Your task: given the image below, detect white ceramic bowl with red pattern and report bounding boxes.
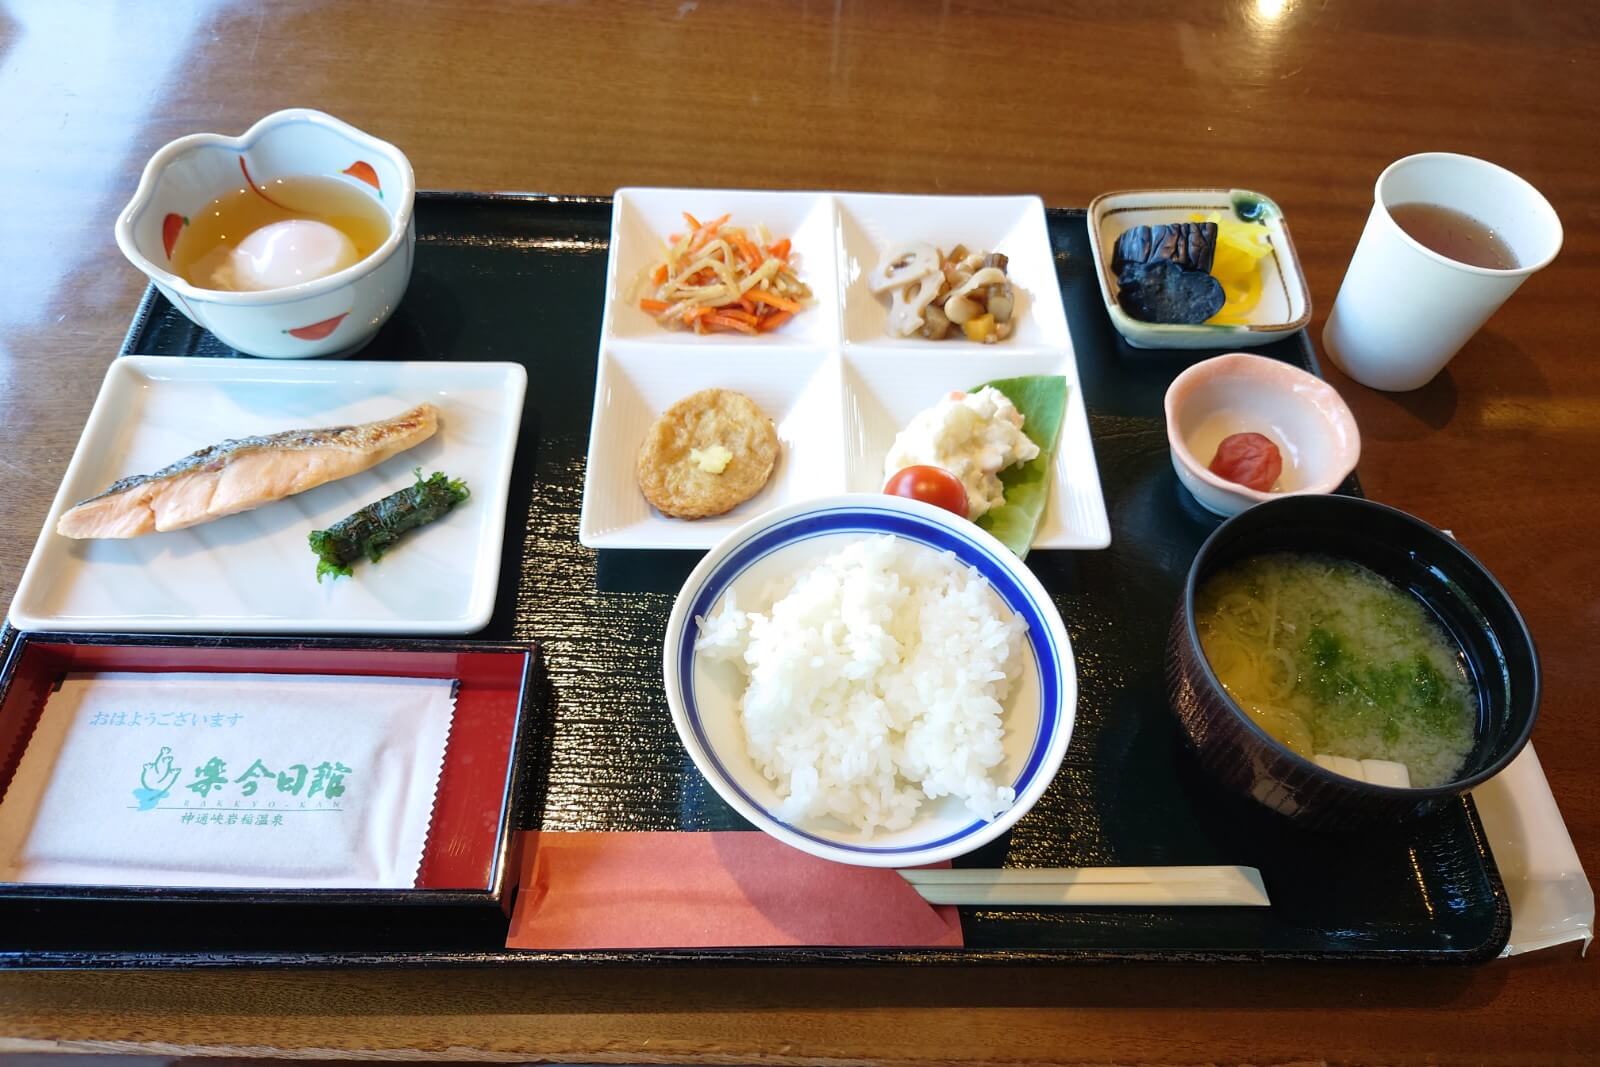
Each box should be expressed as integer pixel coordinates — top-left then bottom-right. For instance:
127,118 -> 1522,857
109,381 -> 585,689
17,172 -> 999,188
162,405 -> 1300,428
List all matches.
114,108 -> 415,358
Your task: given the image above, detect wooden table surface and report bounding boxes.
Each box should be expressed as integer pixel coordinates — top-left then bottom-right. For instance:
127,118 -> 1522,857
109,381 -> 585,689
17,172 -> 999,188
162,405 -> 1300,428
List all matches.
1,1 -> 1596,1063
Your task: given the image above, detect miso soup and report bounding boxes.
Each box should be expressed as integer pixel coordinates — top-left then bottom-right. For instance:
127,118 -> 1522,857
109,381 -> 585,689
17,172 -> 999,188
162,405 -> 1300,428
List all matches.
1196,553 -> 1475,787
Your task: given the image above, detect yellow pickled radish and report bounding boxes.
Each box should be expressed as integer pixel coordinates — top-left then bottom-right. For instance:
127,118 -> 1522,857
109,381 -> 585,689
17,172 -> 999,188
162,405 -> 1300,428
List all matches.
1192,211 -> 1271,325
1209,244 -> 1264,324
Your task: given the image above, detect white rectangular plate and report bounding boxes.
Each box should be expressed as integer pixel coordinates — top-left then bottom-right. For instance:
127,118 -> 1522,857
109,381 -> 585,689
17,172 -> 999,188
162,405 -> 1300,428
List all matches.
11,356 -> 527,634
579,188 -> 1110,551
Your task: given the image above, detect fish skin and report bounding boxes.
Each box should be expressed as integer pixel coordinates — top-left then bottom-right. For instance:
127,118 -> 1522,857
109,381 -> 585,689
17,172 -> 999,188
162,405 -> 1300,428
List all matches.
56,403 -> 439,539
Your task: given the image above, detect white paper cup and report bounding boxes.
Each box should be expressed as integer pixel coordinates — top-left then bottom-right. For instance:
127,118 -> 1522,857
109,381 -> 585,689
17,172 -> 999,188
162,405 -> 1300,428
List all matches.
1322,153 -> 1562,392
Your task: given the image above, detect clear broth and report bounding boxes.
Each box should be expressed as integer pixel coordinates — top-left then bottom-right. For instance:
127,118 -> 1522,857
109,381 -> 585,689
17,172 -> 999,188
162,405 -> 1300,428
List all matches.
1196,553 -> 1476,787
1388,202 -> 1519,270
170,174 -> 390,291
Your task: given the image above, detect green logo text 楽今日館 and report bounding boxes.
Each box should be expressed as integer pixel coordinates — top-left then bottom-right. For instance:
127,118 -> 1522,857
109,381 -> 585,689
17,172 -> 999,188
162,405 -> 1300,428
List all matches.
132,748 -> 353,813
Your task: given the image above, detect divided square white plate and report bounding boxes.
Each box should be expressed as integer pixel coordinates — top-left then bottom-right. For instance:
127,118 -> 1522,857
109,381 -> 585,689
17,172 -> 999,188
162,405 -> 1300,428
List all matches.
10,356 -> 527,634
579,188 -> 1110,551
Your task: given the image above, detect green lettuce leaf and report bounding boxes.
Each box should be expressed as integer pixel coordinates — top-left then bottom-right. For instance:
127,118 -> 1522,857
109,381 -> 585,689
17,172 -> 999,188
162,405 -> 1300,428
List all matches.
971,375 -> 1068,559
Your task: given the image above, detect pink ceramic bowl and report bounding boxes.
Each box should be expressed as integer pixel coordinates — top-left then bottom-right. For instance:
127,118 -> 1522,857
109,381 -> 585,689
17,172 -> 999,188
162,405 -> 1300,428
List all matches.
1164,352 -> 1360,516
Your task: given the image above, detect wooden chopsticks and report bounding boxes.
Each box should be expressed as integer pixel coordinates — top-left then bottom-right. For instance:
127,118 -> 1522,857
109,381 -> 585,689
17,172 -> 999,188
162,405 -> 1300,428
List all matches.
899,865 -> 1270,907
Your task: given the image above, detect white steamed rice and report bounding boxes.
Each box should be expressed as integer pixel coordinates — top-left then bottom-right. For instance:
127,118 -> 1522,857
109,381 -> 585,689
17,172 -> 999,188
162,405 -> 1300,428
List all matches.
694,534 -> 1027,835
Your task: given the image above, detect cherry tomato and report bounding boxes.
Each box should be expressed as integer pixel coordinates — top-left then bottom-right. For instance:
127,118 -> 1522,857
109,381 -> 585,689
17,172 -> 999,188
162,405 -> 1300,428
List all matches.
1208,432 -> 1283,492
884,465 -> 968,517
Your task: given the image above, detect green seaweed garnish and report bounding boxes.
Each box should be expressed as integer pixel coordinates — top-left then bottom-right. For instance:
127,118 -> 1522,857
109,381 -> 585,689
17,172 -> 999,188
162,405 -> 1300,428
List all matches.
1300,625 -> 1463,743
309,469 -> 470,582
968,375 -> 1068,559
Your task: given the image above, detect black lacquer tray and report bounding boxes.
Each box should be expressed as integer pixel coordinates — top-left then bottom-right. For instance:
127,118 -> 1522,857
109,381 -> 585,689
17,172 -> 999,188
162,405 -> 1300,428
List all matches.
0,194 -> 1508,967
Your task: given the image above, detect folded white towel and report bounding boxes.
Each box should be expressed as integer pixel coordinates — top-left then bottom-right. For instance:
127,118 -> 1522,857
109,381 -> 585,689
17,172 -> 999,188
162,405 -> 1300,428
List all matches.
0,671 -> 455,889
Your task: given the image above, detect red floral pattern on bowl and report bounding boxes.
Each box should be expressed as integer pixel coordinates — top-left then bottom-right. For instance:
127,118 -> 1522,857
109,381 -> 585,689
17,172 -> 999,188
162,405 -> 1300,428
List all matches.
342,160 -> 382,196
283,313 -> 350,341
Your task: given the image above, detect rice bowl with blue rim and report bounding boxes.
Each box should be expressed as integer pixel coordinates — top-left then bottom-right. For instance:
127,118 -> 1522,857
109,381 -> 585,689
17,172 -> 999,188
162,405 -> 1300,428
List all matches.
663,493 -> 1076,867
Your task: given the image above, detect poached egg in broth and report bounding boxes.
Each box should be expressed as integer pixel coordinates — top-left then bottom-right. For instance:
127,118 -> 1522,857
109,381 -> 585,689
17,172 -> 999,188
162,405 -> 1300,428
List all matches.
215,219 -> 360,291
169,174 -> 389,293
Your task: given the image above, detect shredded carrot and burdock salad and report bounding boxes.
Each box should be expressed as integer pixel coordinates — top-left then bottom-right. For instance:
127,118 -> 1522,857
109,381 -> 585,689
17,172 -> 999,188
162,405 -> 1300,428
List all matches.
636,212 -> 811,335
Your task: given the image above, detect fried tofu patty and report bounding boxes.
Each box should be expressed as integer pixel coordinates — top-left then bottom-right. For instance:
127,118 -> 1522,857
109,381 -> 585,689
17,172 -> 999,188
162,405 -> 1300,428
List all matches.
635,388 -> 779,519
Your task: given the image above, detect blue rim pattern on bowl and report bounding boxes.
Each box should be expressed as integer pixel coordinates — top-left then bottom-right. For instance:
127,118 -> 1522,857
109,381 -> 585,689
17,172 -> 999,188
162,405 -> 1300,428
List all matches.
675,503 -> 1065,855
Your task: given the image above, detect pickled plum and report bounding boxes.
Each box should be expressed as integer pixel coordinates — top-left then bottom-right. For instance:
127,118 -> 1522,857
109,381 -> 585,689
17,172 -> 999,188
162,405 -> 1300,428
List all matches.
1208,432 -> 1282,491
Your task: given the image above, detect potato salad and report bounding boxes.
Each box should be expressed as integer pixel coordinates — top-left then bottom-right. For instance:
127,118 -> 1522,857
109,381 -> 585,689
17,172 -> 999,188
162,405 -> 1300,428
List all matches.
883,388 -> 1039,521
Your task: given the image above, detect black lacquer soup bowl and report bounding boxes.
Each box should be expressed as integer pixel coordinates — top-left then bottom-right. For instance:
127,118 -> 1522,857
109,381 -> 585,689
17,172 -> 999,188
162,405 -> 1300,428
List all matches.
1165,494 -> 1539,830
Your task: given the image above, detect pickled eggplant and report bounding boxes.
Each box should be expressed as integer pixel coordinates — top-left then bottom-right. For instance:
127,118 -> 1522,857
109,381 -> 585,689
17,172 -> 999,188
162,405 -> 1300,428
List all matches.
1115,260 -> 1225,325
1111,222 -> 1218,276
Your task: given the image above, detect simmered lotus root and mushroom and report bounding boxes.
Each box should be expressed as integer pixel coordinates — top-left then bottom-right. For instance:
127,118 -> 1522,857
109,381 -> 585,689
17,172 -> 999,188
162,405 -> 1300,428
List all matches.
867,242 -> 1016,342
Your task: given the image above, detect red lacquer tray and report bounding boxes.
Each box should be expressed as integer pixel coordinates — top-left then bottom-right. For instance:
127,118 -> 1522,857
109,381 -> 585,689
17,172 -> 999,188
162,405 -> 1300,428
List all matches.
0,633 -> 538,959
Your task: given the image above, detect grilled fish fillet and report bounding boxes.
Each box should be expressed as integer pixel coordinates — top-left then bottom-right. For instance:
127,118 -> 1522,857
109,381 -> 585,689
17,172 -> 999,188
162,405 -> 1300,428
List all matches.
56,403 -> 440,539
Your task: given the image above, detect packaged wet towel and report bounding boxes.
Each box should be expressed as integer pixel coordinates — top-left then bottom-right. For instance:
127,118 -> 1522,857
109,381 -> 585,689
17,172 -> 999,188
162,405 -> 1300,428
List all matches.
0,672 -> 455,889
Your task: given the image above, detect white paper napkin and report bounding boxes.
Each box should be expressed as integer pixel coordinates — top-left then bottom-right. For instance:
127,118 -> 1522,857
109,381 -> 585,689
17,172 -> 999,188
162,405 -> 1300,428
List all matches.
1472,743 -> 1594,957
0,672 -> 456,889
